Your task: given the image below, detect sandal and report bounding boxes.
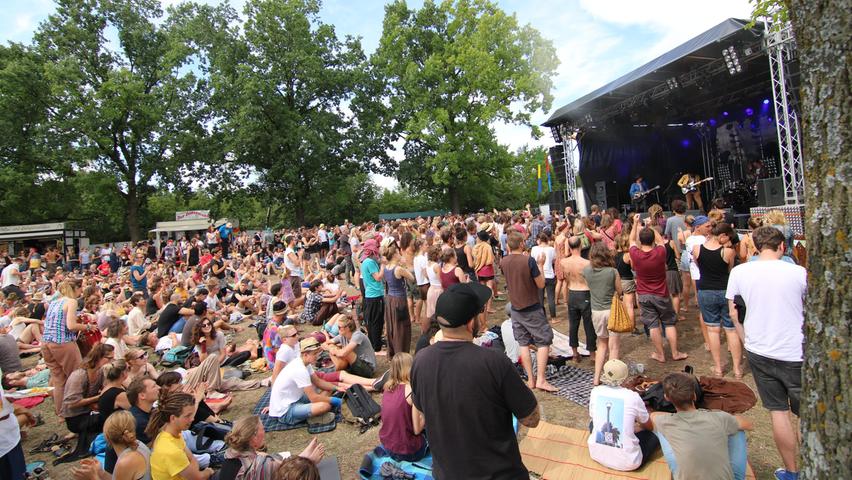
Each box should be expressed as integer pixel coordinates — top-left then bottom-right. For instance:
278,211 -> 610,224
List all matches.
29,433 -> 59,454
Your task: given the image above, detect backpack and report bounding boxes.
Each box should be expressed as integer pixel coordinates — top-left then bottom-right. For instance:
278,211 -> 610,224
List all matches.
345,384 -> 381,432
641,367 -> 704,413
160,345 -> 193,367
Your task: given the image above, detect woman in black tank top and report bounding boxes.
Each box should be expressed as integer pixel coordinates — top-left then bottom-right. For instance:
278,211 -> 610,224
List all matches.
693,223 -> 741,378
99,360 -> 131,428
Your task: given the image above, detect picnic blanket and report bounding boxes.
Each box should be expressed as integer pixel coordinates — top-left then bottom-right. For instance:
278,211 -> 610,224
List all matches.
519,422 -> 757,480
252,388 -> 340,433
359,446 -> 433,480
518,363 -> 595,407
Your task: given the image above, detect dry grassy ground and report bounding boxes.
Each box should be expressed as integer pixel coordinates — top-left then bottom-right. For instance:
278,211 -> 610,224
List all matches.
20,279 -> 785,479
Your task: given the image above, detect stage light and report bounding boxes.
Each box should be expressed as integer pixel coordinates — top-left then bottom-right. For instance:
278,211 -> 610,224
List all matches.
709,119 -> 717,127
681,139 -> 690,147
745,108 -> 754,116
762,99 -> 770,105
722,111 -> 729,117
584,113 -> 593,124
722,46 -> 742,75
666,77 -> 679,90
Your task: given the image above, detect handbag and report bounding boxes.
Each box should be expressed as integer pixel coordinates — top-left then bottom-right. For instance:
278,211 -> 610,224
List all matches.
607,294 -> 633,333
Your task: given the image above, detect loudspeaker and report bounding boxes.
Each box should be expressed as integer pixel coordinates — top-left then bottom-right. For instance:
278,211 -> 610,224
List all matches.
594,181 -> 619,210
757,177 -> 784,206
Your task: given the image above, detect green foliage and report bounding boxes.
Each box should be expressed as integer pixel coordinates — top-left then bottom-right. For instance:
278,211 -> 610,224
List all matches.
747,0 -> 789,30
368,0 -> 559,212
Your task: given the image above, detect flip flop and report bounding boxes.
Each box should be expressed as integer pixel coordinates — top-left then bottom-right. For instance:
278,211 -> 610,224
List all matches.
26,461 -> 46,473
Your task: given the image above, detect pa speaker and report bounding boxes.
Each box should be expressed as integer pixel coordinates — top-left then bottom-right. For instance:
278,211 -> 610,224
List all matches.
757,177 -> 784,206
594,181 -> 619,210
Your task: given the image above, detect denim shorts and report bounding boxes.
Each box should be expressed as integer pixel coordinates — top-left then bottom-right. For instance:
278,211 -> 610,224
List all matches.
697,290 -> 733,329
746,351 -> 801,415
277,394 -> 313,425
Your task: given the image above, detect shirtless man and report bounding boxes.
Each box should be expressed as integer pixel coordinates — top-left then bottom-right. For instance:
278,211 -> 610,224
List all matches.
560,236 -> 595,361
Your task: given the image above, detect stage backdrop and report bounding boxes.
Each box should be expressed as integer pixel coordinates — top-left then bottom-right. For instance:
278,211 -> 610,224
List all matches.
578,125 -> 704,207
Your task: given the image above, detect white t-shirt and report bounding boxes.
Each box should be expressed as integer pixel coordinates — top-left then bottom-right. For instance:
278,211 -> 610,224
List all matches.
1,264 -> 20,288
269,356 -> 312,417
684,235 -> 706,279
275,343 -> 298,366
413,254 -> 429,286
317,229 -> 328,242
426,262 -> 442,287
531,245 -> 556,279
105,338 -> 129,359
283,248 -> 302,277
587,385 -> 650,471
0,367 -> 22,457
725,259 -> 807,362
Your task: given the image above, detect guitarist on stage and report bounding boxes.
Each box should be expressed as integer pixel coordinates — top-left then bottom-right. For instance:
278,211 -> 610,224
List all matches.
629,175 -> 650,212
677,172 -> 705,211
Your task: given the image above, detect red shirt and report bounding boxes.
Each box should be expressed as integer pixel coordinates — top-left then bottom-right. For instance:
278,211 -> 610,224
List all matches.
629,245 -> 668,297
97,262 -> 111,276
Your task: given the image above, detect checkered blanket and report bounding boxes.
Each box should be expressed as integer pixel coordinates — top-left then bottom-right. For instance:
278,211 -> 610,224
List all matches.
253,388 -> 341,433
518,362 -> 595,407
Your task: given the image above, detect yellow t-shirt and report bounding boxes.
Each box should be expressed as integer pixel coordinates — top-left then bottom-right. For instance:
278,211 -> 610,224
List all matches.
150,431 -> 190,480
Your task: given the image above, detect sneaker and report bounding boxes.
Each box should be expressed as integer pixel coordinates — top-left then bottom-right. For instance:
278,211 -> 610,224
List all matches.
774,469 -> 799,480
371,369 -> 391,391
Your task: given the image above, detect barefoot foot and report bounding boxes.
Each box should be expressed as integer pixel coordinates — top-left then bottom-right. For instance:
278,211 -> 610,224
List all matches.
536,381 -> 558,393
672,352 -> 689,361
650,353 -> 666,363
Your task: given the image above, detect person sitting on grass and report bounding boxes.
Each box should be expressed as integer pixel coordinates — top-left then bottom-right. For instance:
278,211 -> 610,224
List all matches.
587,359 -> 658,471
218,415 -> 326,480
270,325 -> 300,384
650,372 -> 753,480
379,352 -> 426,462
71,410 -> 151,480
323,314 -> 376,378
147,392 -> 214,480
264,338 -> 342,427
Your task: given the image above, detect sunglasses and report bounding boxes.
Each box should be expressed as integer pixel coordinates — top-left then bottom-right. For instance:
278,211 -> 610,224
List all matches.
136,351 -> 148,359
201,323 -> 212,328
286,333 -> 299,338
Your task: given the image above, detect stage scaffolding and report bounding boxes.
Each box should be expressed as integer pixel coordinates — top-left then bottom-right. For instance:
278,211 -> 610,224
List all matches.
765,21 -> 805,206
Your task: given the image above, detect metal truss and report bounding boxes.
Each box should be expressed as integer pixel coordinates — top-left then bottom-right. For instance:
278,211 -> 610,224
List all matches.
765,22 -> 804,205
558,124 -> 579,202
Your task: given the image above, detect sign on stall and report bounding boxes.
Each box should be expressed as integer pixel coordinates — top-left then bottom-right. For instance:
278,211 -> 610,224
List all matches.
175,210 -> 210,221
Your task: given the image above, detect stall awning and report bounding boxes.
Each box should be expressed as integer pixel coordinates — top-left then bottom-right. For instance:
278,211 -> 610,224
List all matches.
150,218 -> 238,234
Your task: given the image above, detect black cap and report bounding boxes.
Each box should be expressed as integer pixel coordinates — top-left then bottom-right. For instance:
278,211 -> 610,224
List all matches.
435,283 -> 492,328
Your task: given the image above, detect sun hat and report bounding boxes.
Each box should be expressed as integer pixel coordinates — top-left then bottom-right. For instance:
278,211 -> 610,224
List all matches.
299,337 -> 321,352
435,283 -> 493,328
693,215 -> 710,227
272,301 -> 288,316
600,359 -> 629,387
477,222 -> 493,233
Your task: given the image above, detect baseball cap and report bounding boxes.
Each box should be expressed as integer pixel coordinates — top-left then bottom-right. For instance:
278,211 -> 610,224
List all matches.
299,337 -> 321,352
435,283 -> 493,328
600,359 -> 629,387
693,215 -> 710,227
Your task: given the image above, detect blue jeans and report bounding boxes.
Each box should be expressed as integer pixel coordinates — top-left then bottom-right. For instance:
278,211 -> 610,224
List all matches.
697,289 -> 734,329
169,317 -> 187,334
275,394 -> 313,426
657,430 -> 747,480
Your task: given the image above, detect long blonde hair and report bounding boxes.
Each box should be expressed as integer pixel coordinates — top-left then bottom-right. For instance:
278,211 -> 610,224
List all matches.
764,209 -> 787,226
384,352 -> 414,393
104,410 -> 138,450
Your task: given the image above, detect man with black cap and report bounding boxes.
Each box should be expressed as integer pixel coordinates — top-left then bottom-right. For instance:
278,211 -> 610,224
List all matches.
410,283 -> 541,479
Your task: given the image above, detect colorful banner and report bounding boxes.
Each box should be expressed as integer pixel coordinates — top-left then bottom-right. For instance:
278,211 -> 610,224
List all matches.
537,163 -> 542,194
545,153 -> 552,192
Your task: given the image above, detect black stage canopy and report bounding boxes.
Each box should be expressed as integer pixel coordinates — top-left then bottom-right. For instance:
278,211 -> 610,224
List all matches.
542,18 -> 798,211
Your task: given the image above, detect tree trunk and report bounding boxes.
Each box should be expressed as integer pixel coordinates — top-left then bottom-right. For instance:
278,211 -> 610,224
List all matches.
448,184 -> 460,214
127,183 -> 141,244
787,1 -> 851,478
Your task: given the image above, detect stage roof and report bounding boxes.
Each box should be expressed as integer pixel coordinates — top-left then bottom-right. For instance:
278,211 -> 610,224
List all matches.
543,18 -> 771,128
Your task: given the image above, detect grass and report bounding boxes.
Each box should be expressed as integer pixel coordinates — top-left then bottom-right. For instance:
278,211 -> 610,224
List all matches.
20,280 -> 785,480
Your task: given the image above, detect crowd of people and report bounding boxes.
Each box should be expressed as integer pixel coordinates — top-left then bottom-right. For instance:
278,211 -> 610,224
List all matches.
0,200 -> 806,480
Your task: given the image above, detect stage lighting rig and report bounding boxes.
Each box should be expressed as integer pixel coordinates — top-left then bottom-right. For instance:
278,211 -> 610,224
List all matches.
666,77 -> 679,90
584,113 -> 593,124
550,125 -> 563,143
722,46 -> 742,75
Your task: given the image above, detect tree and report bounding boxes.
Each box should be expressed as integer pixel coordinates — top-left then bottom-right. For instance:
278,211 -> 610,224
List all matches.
370,0 -> 558,213
29,0 -> 211,241
782,0 -> 852,477
752,0 -> 852,476
203,0 -> 380,226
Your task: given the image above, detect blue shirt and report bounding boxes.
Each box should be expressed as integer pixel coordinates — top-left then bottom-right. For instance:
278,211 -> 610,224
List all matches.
130,265 -> 147,291
629,182 -> 647,199
218,225 -> 233,240
362,258 -> 384,298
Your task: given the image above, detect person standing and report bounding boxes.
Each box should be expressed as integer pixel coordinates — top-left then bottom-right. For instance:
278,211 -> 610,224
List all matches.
501,231 -> 557,392
629,175 -> 650,212
530,232 -> 557,324
628,215 -> 688,363
583,243 -> 623,385
560,236 -> 595,363
677,173 -> 705,211
725,226 -> 806,480
283,236 -> 304,300
410,283 -> 541,479
0,257 -> 24,298
218,222 -> 234,258
383,245 -> 414,358
0,366 -> 26,480
360,239 -> 385,353
41,280 -> 90,416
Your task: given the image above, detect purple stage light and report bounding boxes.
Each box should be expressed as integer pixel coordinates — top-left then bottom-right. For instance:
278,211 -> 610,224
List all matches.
722,111 -> 729,117
763,99 -> 770,105
709,118 -> 717,127
681,139 -> 690,147
745,108 -> 754,116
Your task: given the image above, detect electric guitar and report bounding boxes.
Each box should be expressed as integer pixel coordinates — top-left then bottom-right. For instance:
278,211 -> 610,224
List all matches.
632,185 -> 660,200
681,177 -> 714,194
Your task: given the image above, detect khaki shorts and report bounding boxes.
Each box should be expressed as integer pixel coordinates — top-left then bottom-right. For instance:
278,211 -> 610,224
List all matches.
591,310 -> 611,338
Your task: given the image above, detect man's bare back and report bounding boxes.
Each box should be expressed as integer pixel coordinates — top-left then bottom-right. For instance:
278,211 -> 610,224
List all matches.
561,251 -> 589,291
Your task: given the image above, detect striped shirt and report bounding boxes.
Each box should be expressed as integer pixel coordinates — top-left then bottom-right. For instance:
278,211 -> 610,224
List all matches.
42,298 -> 76,344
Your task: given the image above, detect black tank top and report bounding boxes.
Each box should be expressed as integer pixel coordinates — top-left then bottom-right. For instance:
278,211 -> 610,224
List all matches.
696,244 -> 729,290
615,253 -> 633,280
664,242 -> 678,271
455,246 -> 473,274
98,386 -> 125,428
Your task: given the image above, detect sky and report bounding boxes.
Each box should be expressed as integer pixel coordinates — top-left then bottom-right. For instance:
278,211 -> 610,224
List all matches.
1,0 -> 754,189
